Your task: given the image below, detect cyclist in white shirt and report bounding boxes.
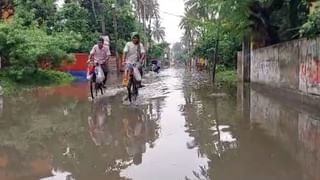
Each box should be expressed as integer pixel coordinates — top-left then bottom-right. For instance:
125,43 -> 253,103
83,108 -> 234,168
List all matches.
123,32 -> 146,87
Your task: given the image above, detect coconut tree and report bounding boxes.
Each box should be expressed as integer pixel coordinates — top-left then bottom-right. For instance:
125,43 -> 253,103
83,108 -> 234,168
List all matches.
152,18 -> 165,42
133,0 -> 160,33
132,0 -> 145,29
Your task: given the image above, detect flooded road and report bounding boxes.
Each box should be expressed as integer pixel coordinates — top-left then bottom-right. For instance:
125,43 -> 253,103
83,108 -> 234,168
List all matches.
0,68 -> 319,180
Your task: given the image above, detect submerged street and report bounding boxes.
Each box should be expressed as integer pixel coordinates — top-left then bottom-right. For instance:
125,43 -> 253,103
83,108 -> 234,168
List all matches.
0,68 -> 319,180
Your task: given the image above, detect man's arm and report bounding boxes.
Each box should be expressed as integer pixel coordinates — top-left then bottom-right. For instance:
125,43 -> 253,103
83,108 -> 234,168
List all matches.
140,43 -> 146,64
88,45 -> 96,63
122,43 -> 129,64
105,46 -> 111,61
122,52 -> 128,65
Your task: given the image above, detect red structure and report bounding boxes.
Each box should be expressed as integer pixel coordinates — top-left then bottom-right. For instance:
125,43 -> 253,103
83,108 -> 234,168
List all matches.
60,53 -> 88,72
59,53 -> 89,79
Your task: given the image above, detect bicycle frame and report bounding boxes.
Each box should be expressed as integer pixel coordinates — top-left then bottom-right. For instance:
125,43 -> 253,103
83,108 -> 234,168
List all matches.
88,62 -> 104,99
127,64 -> 139,102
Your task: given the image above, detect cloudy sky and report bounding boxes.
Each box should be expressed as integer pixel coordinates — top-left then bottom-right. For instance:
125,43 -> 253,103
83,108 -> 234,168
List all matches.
158,0 -> 184,44
56,0 -> 184,44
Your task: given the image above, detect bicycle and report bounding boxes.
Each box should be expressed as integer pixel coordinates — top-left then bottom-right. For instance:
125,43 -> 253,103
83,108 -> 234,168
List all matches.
127,63 -> 139,102
87,62 -> 105,100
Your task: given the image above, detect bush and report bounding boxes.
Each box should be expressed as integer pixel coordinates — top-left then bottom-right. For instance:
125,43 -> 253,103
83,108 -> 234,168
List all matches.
148,44 -> 165,59
0,69 -> 74,95
216,70 -> 236,83
0,20 -> 79,81
300,9 -> 320,38
1,69 -> 73,85
216,64 -> 227,72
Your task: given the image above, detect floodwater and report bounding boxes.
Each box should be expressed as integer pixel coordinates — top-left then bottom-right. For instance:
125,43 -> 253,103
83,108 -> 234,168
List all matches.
0,68 -> 319,180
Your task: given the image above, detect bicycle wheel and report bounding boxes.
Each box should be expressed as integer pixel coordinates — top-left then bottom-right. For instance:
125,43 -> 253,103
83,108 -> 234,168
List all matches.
132,77 -> 138,101
127,76 -> 138,102
90,80 -> 95,99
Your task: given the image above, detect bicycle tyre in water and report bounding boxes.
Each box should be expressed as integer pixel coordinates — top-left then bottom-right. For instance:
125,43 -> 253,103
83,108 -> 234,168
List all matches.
127,75 -> 138,102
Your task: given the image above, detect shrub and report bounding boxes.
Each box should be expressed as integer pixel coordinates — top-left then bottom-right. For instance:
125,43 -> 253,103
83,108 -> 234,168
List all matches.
0,20 -> 79,81
300,9 -> 320,38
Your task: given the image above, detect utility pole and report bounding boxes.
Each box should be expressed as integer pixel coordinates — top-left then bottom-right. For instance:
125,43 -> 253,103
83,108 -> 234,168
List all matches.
112,3 -> 119,72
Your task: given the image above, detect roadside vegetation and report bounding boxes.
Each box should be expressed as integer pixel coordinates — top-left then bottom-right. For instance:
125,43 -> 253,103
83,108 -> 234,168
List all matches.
0,0 -> 166,95
174,0 -> 320,85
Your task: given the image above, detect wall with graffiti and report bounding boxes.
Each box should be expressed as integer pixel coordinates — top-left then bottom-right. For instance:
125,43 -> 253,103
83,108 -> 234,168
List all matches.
251,37 -> 320,96
299,39 -> 320,95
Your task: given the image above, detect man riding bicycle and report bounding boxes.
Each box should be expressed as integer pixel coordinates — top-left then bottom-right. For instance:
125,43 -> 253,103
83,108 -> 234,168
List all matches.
123,32 -> 146,88
88,37 -> 111,88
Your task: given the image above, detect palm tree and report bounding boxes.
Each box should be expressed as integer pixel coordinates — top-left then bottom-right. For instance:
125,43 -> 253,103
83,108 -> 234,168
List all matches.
179,12 -> 195,49
145,0 -> 160,29
152,19 -> 165,42
132,0 -> 145,28
133,0 -> 160,33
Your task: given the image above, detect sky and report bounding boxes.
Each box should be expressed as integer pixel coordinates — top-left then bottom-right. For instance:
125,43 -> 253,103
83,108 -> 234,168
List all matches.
158,0 -> 185,44
56,0 -> 184,44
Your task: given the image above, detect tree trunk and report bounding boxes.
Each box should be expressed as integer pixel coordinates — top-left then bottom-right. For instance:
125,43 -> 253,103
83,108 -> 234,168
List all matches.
90,0 -> 98,23
101,14 -> 106,34
242,35 -> 251,82
137,0 -> 141,22
100,1 -> 106,35
212,38 -> 219,83
212,25 -> 220,84
112,6 -> 119,72
142,3 -> 146,32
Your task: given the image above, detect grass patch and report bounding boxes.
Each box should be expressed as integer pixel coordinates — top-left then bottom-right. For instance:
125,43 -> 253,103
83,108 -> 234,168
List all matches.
214,70 -> 237,91
0,69 -> 74,95
216,70 -> 236,83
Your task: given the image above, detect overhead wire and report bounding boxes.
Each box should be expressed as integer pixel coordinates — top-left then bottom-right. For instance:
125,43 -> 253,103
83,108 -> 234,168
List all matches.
160,10 -> 214,25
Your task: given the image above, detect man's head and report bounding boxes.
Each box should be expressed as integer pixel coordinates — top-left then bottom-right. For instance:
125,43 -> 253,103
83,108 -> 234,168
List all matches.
97,37 -> 104,49
131,32 -> 140,45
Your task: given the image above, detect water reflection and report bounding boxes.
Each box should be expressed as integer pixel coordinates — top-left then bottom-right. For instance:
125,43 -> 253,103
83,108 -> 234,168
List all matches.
0,89 -> 162,179
250,88 -> 320,180
0,95 -> 3,117
182,77 -> 318,180
40,169 -> 74,180
88,100 -> 161,168
88,102 -> 111,146
85,98 -> 162,178
0,69 -> 319,179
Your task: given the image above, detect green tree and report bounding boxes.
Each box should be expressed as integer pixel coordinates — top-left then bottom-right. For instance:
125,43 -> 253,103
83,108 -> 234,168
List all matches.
13,0 -> 58,27
300,8 -> 320,38
0,21 -> 77,79
152,19 -> 165,42
54,1 -> 97,52
179,0 -> 309,79
172,42 -> 189,64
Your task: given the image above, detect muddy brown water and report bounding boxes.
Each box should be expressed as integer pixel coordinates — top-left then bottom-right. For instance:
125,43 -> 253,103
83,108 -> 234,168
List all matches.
0,68 -> 319,180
